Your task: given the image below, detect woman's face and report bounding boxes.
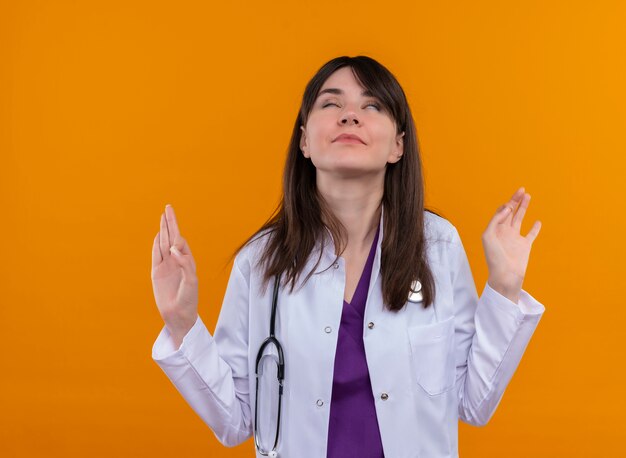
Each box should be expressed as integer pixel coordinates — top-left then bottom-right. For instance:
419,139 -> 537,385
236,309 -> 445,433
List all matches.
299,66 -> 404,178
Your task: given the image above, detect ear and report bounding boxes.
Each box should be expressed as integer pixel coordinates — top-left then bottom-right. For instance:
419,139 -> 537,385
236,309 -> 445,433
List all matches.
387,131 -> 405,164
299,126 -> 310,158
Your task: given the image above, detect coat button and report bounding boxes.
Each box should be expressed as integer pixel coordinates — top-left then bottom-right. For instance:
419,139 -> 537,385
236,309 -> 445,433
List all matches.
324,326 -> 332,333
367,322 -> 375,329
316,399 -> 324,407
333,262 -> 339,269
380,393 -> 389,400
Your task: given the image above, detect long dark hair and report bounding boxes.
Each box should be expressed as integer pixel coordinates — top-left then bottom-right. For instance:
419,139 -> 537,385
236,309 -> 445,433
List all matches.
232,55 -> 441,311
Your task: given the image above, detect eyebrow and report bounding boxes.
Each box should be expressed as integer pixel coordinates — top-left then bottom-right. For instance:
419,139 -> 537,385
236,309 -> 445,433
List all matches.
316,88 -> 375,99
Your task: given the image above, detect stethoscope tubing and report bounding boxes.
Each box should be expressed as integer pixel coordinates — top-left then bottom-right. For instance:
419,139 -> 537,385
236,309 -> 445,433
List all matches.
254,274 -> 284,456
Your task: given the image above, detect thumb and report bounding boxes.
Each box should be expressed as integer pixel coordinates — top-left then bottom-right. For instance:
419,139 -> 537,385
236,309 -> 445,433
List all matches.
170,246 -> 196,280
494,204 -> 512,223
486,205 -> 512,234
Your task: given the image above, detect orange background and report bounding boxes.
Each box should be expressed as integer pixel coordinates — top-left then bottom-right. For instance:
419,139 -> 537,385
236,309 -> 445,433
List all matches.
1,0 -> 625,456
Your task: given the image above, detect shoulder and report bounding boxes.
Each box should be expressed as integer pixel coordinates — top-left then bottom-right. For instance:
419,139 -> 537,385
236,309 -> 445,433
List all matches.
424,209 -> 460,245
232,227 -> 274,277
422,210 -> 466,269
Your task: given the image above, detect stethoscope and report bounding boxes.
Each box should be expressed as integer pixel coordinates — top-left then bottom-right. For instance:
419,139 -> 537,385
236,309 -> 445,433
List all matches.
253,273 -> 422,457
254,274 -> 284,457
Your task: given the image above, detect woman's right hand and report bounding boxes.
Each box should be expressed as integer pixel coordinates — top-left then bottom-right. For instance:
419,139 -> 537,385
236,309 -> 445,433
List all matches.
151,204 -> 199,347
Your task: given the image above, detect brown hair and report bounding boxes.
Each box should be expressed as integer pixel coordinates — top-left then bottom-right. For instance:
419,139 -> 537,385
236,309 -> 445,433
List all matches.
232,55 -> 442,311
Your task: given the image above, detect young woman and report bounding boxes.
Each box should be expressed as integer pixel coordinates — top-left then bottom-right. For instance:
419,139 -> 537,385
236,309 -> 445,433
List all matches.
151,56 -> 545,458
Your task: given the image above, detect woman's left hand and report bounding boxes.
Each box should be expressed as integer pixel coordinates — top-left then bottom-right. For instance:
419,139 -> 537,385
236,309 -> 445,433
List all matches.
482,187 -> 542,303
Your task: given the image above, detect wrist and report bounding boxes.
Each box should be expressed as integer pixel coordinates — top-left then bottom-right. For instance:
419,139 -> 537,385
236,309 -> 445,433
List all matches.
487,278 -> 521,304
164,314 -> 197,344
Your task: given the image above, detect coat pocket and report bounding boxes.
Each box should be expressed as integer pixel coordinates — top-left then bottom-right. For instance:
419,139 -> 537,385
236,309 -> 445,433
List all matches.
407,316 -> 456,396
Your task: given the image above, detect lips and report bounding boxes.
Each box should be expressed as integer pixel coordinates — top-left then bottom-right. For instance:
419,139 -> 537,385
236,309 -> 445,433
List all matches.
333,133 -> 366,144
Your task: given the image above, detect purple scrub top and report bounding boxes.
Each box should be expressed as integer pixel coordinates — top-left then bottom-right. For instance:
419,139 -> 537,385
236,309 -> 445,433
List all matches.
326,223 -> 385,458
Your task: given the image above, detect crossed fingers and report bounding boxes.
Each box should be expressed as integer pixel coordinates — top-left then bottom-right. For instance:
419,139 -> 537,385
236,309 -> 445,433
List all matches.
493,186 -> 542,243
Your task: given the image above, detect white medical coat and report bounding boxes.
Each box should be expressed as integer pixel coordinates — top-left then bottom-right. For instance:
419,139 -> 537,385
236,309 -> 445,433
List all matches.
152,209 -> 545,458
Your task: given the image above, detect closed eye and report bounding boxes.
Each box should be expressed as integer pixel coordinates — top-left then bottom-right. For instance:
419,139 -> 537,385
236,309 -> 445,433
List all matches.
321,102 -> 382,111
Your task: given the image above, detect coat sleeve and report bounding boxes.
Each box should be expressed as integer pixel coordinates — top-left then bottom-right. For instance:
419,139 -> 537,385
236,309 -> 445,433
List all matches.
449,226 -> 545,427
151,253 -> 253,446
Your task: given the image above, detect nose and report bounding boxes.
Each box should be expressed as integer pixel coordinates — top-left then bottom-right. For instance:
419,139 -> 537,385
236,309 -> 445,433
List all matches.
340,111 -> 359,126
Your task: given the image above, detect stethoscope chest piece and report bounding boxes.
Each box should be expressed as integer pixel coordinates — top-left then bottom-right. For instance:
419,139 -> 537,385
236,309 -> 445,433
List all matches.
407,279 -> 423,303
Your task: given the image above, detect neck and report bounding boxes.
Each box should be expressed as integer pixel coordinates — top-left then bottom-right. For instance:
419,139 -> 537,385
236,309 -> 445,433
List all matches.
316,171 -> 383,255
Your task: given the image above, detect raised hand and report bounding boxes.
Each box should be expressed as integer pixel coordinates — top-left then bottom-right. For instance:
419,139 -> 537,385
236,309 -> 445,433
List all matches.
151,204 -> 199,347
481,187 -> 542,304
